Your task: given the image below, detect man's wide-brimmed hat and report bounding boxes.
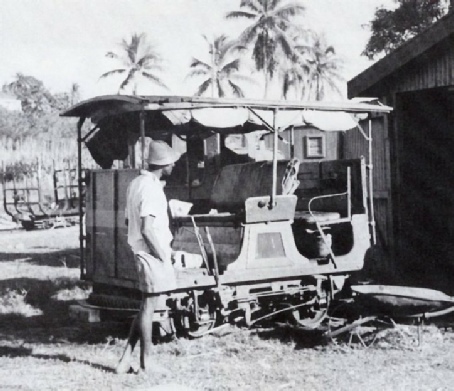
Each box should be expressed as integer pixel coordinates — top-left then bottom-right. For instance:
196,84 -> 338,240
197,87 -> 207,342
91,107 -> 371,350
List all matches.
148,140 -> 180,166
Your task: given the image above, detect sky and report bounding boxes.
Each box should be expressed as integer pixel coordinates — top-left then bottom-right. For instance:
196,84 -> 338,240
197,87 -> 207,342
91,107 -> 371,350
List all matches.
0,0 -> 395,101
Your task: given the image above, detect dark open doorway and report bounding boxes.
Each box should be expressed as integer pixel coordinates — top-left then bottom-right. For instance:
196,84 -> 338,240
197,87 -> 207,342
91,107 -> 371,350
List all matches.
395,88 -> 454,284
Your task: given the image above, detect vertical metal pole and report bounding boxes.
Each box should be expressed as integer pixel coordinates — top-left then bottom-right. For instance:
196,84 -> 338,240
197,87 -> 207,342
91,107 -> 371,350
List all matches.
368,118 -> 377,244
270,108 -> 278,208
347,166 -> 352,220
77,118 -> 85,279
140,111 -> 146,169
290,126 -> 295,159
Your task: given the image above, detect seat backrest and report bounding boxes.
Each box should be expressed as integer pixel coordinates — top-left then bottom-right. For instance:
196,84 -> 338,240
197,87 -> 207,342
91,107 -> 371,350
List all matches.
210,161 -> 289,212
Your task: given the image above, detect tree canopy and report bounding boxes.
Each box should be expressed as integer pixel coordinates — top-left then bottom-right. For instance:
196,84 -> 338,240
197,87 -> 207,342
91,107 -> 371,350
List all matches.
363,0 -> 448,60
226,0 -> 305,97
186,35 -> 253,98
100,32 -> 168,94
1,74 -> 78,139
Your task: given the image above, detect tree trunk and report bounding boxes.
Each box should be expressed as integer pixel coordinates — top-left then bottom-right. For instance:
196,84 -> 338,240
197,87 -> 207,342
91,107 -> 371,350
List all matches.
264,72 -> 269,99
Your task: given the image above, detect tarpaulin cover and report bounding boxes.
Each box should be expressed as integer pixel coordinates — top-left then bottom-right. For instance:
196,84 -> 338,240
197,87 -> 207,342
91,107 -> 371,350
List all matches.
64,95 -> 392,168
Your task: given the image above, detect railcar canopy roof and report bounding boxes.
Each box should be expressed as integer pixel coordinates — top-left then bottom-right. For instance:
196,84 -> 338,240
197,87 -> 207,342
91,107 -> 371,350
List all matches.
62,95 -> 392,168
61,95 -> 392,133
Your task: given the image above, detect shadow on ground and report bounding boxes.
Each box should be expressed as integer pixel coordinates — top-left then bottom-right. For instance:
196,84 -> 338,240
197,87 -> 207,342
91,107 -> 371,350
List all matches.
254,326 -> 327,350
0,276 -> 131,346
0,248 -> 80,268
0,345 -> 114,372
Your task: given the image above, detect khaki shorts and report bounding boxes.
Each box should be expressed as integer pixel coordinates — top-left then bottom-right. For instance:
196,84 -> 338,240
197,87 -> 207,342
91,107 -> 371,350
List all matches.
134,251 -> 177,294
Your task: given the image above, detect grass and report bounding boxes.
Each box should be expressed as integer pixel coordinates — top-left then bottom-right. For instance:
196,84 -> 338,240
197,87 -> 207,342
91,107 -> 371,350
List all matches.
0,288 -> 42,317
1,227 -> 454,390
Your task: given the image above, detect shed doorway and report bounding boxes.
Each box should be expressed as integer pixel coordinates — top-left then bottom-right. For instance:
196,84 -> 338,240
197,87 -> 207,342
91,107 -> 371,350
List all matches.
396,88 -> 454,278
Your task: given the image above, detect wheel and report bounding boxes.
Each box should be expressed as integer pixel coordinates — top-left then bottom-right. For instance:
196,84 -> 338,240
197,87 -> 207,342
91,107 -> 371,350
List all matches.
290,304 -> 328,329
289,287 -> 331,330
173,292 -> 219,338
21,220 -> 35,231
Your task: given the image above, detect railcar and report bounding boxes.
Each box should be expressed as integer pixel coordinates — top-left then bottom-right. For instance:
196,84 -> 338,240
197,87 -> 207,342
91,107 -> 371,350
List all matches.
61,96 -> 392,336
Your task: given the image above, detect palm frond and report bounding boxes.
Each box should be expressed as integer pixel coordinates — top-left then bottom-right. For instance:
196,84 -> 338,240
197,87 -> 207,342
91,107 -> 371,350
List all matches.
126,33 -> 145,64
98,69 -> 126,80
238,23 -> 261,46
230,74 -> 257,84
185,68 -> 210,80
215,35 -> 235,59
189,57 -> 211,70
106,51 -> 120,59
228,80 -> 245,97
141,72 -> 169,89
221,59 -> 241,75
119,68 -> 136,91
136,53 -> 160,67
239,0 -> 262,13
273,3 -> 305,20
268,0 -> 280,11
195,78 -> 212,96
275,29 -> 295,59
225,11 -> 257,20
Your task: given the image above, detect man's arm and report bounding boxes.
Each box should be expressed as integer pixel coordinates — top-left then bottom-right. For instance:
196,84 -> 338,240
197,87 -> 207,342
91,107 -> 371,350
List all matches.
141,215 -> 167,262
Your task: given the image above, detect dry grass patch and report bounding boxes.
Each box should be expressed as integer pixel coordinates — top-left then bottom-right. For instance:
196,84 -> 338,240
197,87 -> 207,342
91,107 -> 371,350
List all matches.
0,288 -> 42,317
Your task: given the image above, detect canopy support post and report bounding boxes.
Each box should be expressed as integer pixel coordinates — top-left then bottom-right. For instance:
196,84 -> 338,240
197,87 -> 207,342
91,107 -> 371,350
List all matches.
270,108 -> 278,209
351,115 -> 377,246
367,118 -> 377,245
77,117 -> 86,279
140,111 -> 146,169
290,126 -> 295,159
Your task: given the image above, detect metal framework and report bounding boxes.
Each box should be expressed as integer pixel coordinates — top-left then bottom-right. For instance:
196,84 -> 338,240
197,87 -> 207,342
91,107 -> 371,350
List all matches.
62,95 -> 392,280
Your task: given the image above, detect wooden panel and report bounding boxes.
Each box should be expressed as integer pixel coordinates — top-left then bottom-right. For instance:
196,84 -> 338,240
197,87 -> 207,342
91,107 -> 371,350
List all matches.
269,127 -> 339,161
84,171 -> 95,278
116,170 -> 139,280
92,170 -> 116,278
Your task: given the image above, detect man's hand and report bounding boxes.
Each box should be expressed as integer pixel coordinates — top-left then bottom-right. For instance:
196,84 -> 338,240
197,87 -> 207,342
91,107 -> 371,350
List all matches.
141,215 -> 167,262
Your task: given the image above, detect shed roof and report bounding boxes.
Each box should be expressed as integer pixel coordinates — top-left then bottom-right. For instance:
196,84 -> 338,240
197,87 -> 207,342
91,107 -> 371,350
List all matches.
348,11 -> 454,97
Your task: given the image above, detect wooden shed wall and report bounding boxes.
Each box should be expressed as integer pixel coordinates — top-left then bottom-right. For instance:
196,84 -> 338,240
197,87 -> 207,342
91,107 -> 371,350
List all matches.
265,127 -> 339,161
389,41 -> 454,94
347,15 -> 454,283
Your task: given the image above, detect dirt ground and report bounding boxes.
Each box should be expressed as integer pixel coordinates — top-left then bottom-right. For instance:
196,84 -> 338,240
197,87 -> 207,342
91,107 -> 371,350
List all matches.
1,222 -> 454,390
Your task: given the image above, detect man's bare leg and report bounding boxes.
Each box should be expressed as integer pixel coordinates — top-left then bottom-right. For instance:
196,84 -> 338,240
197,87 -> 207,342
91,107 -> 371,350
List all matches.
115,312 -> 140,374
139,294 -> 159,372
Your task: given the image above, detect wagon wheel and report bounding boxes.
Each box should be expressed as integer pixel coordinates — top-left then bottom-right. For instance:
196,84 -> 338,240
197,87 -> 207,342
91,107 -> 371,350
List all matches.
181,309 -> 218,338
174,296 -> 218,338
286,287 -> 331,330
289,302 -> 329,330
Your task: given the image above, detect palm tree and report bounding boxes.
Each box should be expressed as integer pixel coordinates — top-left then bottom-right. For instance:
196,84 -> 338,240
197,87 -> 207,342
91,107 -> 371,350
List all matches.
298,32 -> 344,101
226,0 -> 305,97
186,35 -> 253,98
280,61 -> 305,100
100,33 -> 167,95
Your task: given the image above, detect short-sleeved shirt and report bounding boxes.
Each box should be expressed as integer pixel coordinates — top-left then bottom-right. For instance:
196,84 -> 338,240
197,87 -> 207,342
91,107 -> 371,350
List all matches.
125,170 -> 172,257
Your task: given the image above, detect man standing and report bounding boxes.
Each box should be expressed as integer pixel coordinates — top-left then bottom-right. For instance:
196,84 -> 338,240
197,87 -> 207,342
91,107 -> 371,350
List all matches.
116,140 -> 180,374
